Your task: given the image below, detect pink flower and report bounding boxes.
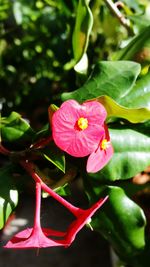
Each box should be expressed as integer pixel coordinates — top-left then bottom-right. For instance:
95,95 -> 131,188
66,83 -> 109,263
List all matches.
4,195 -> 107,249
63,196 -> 108,246
4,227 -> 66,249
4,161 -> 108,249
52,100 -> 107,157
4,182 -> 66,249
86,124 -> 113,173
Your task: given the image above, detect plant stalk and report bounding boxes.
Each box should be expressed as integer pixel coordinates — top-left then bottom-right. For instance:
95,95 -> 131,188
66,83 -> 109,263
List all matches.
104,0 -> 134,35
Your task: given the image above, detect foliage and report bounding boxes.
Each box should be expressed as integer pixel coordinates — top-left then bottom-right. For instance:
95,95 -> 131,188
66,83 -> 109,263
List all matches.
0,0 -> 150,266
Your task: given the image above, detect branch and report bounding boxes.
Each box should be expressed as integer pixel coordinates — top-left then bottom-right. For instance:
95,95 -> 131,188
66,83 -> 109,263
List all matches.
20,160 -> 79,216
0,144 -> 10,155
30,135 -> 53,149
104,0 -> 134,35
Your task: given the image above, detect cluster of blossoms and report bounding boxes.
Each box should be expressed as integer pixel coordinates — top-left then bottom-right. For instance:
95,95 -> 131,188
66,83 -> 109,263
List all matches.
4,99 -> 113,250
52,100 -> 113,173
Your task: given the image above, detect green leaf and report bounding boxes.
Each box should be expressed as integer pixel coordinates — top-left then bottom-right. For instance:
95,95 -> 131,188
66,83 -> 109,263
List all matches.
0,165 -> 18,229
90,186 -> 146,259
48,104 -> 59,126
72,0 -> 93,63
119,72 -> 150,108
112,25 -> 150,62
122,0 -> 145,13
128,15 -> 150,32
61,61 -> 141,102
54,183 -> 71,197
88,122 -> 150,181
33,123 -> 49,143
42,184 -> 70,198
1,112 -> 35,145
42,142 -> 65,173
98,95 -> 150,123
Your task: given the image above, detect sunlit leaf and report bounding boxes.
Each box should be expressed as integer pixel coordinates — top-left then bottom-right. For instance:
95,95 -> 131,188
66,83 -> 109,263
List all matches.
61,61 -> 141,102
0,165 -> 18,229
88,122 -> 150,181
98,95 -> 150,123
112,25 -> 150,62
72,0 -> 93,63
120,72 -> 150,108
1,112 -> 35,146
85,184 -> 146,259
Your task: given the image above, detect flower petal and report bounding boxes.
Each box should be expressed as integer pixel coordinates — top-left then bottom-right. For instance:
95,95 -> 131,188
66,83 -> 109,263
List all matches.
82,101 -> 107,125
65,196 -> 108,245
4,227 -> 67,249
86,144 -> 113,173
52,100 -> 107,157
4,196 -> 108,249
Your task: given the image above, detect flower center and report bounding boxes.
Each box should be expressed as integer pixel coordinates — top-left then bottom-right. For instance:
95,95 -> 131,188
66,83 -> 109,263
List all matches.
100,139 -> 110,150
77,117 -> 88,130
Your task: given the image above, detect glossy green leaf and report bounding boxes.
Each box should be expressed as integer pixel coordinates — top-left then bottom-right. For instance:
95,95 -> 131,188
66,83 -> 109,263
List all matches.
42,142 -> 65,173
119,72 -> 150,108
1,111 -> 35,145
0,165 -> 18,229
98,95 -> 150,123
90,186 -> 146,259
88,122 -> 150,181
72,0 -> 93,63
112,25 -> 150,61
61,61 -> 141,102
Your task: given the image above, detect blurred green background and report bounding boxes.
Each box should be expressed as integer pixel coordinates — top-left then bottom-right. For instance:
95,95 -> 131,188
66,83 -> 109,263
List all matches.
0,0 -> 150,129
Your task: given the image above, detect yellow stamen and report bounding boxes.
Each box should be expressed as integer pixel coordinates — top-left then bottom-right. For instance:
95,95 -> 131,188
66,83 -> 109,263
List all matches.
100,139 -> 110,150
77,117 -> 88,130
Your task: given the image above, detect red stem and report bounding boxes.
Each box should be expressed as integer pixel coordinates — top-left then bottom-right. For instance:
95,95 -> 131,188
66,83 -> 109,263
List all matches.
41,181 -> 79,216
33,182 -> 42,229
0,144 -> 79,217
0,144 -> 10,155
31,135 -> 53,149
20,160 -> 79,216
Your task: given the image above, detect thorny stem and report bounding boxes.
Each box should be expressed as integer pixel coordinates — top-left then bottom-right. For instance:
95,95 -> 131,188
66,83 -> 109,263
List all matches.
0,143 -> 38,158
31,135 -> 53,149
104,0 -> 134,35
0,134 -> 53,158
20,160 -> 79,217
